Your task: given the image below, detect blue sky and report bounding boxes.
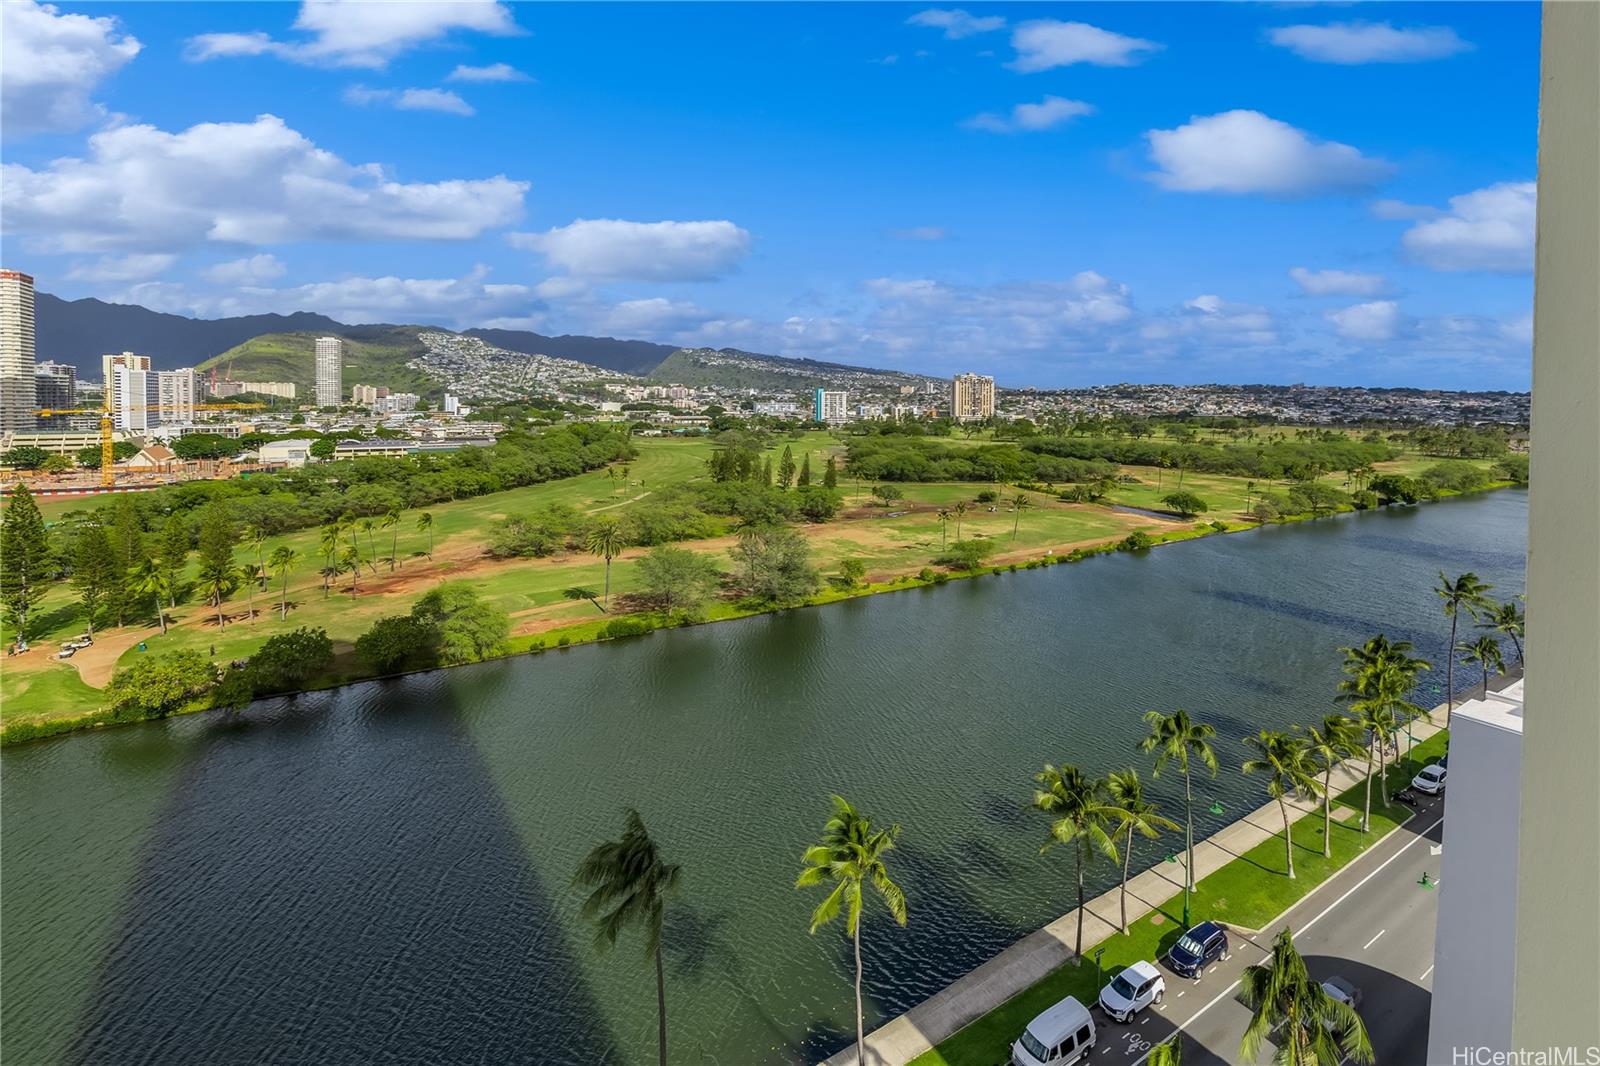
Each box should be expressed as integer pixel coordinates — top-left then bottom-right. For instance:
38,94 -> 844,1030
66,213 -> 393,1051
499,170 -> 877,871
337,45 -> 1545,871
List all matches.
1,1 -> 1539,389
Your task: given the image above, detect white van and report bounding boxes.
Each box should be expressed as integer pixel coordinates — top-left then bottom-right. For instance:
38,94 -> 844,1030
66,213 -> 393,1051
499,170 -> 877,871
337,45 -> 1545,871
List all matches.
1011,995 -> 1096,1066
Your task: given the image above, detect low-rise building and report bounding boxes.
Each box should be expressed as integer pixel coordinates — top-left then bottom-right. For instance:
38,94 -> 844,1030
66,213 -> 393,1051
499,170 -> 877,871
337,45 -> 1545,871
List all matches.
257,438 -> 322,468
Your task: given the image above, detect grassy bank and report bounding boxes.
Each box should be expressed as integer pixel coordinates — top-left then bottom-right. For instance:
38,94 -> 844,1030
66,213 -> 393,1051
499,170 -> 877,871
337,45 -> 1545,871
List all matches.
907,729 -> 1450,1066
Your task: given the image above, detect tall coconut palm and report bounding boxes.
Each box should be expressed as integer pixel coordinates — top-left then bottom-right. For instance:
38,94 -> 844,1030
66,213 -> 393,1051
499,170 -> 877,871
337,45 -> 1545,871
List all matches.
1106,769 -> 1179,933
936,508 -> 952,549
341,545 -> 362,596
357,518 -> 379,574
318,522 -> 341,597
242,524 -> 269,589
1458,635 -> 1505,698
586,516 -> 626,610
1032,763 -> 1118,957
1010,492 -> 1032,542
381,509 -> 400,571
128,558 -> 172,635
200,558 -> 235,630
1339,634 -> 1432,769
1298,715 -> 1363,858
1240,927 -> 1374,1065
796,795 -> 907,1066
573,809 -> 682,1066
1242,730 -> 1324,880
953,500 -> 969,540
1479,600 -> 1525,666
268,546 -> 300,620
1435,571 -> 1493,711
416,511 -> 435,560
238,563 -> 261,621
1138,708 -> 1218,925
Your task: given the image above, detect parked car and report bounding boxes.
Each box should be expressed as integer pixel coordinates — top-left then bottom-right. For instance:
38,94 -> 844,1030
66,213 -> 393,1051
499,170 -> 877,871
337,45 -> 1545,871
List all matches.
1322,976 -> 1363,1010
1098,960 -> 1165,1023
1012,995 -> 1096,1066
1412,763 -> 1447,795
55,646 -> 76,659
1165,921 -> 1230,978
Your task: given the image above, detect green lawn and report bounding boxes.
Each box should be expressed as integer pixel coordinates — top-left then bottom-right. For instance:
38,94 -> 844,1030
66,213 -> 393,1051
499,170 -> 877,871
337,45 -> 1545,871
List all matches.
910,731 -> 1449,1066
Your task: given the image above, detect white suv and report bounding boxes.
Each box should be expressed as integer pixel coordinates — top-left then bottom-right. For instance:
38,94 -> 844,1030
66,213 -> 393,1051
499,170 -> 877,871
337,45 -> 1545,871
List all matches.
1412,763 -> 1447,795
1097,961 -> 1165,1023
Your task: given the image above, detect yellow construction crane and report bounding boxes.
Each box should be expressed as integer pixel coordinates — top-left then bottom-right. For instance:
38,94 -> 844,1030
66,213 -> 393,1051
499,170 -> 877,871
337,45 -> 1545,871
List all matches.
35,400 -> 266,486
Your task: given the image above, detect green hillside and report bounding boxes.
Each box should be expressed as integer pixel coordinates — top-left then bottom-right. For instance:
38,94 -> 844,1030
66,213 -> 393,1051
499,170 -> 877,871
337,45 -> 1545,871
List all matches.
649,347 -> 920,392
197,327 -> 437,399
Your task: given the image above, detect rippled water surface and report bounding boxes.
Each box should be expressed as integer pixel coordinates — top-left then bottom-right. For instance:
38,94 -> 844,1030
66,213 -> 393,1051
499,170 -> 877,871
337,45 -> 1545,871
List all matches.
2,490 -> 1527,1065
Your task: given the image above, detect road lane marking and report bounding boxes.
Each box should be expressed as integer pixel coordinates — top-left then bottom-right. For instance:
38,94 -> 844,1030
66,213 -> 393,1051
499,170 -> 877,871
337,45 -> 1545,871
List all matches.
1127,815 -> 1446,1066
1421,964 -> 1435,981
1363,929 -> 1386,950
1176,990 -> 1185,997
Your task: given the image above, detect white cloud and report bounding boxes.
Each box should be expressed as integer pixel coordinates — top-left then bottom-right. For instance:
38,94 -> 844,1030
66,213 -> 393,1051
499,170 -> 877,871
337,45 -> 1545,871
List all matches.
1141,294 -> 1278,346
66,254 -> 177,283
1328,300 -> 1402,341
890,226 -> 948,241
1289,266 -> 1388,297
344,84 -> 475,115
203,254 -> 287,285
1,0 -> 141,137
511,219 -> 751,281
864,272 -> 1134,342
1,114 -> 528,253
1008,20 -> 1160,72
118,266 -> 531,326
906,9 -> 1006,39
186,0 -> 519,69
1400,181 -> 1535,272
447,62 -> 529,82
1269,21 -> 1471,64
1146,110 -> 1393,195
963,95 -> 1094,133
1369,198 -> 1440,221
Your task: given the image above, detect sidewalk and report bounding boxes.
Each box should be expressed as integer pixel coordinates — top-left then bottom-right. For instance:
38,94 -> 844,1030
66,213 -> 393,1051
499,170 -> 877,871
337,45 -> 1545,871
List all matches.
823,705 -> 1454,1066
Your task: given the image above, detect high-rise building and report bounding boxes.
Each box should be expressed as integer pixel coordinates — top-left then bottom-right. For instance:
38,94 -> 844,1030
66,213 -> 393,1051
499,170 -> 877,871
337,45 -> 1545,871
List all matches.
951,373 -> 996,423
157,368 -> 197,423
111,365 -> 156,431
813,388 -> 848,424
315,337 -> 342,407
34,361 -> 77,425
350,383 -> 389,407
0,269 -> 38,433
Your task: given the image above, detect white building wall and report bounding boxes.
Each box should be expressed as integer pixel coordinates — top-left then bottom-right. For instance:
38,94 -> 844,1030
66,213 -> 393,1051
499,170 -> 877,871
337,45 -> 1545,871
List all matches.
1427,686 -> 1524,1062
314,337 -> 342,407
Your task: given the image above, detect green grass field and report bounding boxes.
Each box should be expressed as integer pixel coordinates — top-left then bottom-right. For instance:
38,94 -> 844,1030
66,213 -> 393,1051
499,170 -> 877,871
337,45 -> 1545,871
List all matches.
909,730 -> 1449,1066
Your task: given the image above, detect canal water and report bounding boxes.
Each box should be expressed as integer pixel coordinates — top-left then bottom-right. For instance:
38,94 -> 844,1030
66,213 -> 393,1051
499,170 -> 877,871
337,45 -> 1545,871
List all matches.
1,490 -> 1527,1065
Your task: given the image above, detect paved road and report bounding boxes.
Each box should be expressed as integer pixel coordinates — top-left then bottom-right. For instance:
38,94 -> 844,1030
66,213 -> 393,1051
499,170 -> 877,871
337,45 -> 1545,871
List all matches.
1082,792 -> 1445,1066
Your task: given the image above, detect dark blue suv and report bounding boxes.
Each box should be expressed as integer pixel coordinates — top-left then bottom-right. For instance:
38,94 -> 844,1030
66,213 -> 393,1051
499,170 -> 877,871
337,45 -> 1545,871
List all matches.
1165,921 -> 1229,978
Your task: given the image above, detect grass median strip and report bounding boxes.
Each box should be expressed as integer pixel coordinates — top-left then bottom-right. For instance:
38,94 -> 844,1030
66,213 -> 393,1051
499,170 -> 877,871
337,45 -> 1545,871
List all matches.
908,730 -> 1448,1066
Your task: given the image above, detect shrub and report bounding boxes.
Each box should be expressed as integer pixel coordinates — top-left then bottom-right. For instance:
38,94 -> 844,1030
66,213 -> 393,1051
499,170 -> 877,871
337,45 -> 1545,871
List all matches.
356,615 -> 440,673
558,635 -> 571,647
105,650 -> 218,717
1494,454 -> 1529,486
1209,520 -> 1229,532
934,538 -> 996,572
836,557 -> 867,588
975,490 -> 999,503
602,616 -> 655,639
917,567 -> 936,582
1117,530 -> 1154,552
246,626 -> 335,694
1160,491 -> 1209,517
1351,490 -> 1379,510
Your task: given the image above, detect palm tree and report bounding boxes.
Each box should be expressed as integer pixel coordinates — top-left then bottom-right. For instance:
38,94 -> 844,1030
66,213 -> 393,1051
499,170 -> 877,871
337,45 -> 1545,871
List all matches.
128,558 -> 172,635
341,545 -> 361,596
238,563 -> 261,621
1479,599 -> 1525,665
1138,709 -> 1218,925
416,511 -> 435,560
1239,927 -> 1373,1065
1148,1035 -> 1184,1066
1106,769 -> 1179,933
586,516 -> 626,611
357,518 -> 379,574
1241,730 -> 1324,880
268,546 -> 300,620
200,559 -> 235,630
319,522 -> 340,597
573,809 -> 682,1066
1032,764 -> 1118,957
564,586 -> 606,613
242,524 -> 268,589
1435,571 -> 1494,711
953,500 -> 969,540
796,795 -> 907,1066
1459,635 -> 1505,698
1339,637 -> 1431,826
1010,492 -> 1032,542
936,508 -> 952,549
1298,715 -> 1362,858
381,509 -> 400,570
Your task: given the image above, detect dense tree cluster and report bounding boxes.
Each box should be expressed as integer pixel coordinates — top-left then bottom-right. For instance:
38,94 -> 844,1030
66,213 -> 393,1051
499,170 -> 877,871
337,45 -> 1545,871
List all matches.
355,583 -> 510,673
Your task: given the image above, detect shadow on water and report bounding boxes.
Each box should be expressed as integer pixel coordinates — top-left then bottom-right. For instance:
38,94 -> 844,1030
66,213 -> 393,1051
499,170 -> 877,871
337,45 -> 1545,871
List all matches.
67,689 -> 623,1066
1201,588 -> 1429,648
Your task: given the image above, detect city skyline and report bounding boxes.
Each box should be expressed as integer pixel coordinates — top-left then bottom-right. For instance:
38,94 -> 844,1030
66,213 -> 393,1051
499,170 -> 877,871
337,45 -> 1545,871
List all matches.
1,2 -> 1538,391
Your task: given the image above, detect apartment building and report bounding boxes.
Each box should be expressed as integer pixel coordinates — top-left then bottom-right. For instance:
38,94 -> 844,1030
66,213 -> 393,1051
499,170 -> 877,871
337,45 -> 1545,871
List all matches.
0,269 -> 37,432
951,372 -> 996,423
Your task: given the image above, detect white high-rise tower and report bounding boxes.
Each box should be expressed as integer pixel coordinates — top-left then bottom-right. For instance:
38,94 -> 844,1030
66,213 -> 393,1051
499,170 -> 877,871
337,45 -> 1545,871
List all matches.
315,337 -> 342,407
0,269 -> 38,432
